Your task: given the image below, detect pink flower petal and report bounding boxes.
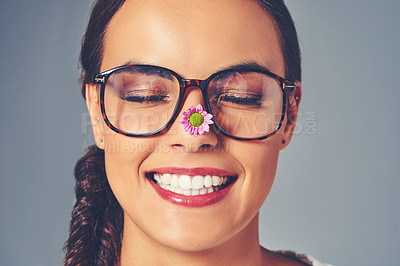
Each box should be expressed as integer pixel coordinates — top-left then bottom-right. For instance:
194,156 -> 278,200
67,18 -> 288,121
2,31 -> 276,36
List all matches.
202,123 -> 209,132
205,119 -> 213,125
192,127 -> 198,136
198,125 -> 205,134
195,104 -> 203,112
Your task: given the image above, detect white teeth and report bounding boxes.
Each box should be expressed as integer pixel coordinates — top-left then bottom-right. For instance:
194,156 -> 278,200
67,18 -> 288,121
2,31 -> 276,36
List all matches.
183,189 -> 191,196
179,175 -> 192,190
153,173 -> 233,196
199,188 -> 207,195
155,174 -> 161,184
171,174 -> 179,188
192,175 -> 204,189
161,174 -> 171,185
204,175 -> 212,188
212,176 -> 220,186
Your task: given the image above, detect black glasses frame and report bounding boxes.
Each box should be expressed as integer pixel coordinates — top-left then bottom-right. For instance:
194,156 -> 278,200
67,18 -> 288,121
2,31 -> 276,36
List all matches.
93,64 -> 296,141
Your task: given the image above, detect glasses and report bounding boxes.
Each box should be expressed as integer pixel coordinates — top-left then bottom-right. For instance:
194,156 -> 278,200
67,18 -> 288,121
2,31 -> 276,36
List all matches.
93,64 -> 295,141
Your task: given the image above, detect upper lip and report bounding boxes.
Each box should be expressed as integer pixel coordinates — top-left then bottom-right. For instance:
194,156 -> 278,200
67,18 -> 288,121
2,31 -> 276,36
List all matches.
146,167 -> 237,177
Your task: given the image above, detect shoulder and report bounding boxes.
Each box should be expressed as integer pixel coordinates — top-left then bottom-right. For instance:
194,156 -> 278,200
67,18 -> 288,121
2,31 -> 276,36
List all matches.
261,246 -> 332,266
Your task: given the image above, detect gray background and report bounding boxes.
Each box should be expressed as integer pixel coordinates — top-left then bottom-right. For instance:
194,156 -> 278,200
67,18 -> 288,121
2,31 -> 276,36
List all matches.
0,0 -> 399,265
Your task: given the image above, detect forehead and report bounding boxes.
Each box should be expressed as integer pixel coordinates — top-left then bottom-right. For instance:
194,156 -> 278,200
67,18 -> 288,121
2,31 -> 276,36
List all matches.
102,0 -> 284,78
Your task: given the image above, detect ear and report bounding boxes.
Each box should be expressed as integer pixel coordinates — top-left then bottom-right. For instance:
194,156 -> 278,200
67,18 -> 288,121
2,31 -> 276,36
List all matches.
280,81 -> 302,150
85,83 -> 105,149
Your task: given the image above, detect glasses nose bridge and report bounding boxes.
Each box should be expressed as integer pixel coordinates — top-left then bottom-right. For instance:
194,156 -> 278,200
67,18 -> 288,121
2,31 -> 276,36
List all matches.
179,79 -> 209,108
180,79 -> 207,93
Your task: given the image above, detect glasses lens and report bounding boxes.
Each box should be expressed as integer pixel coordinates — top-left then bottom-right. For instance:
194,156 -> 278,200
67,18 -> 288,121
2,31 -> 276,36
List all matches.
208,71 -> 283,139
104,66 -> 180,135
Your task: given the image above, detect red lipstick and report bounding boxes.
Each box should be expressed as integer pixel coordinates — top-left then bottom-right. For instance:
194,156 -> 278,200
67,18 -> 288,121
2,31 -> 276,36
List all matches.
151,167 -> 235,177
147,167 -> 237,208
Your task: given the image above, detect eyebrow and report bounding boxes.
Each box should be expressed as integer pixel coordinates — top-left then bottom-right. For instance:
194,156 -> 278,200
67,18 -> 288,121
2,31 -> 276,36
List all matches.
121,60 -> 273,77
215,61 -> 273,74
123,60 -> 146,66
121,60 -> 175,80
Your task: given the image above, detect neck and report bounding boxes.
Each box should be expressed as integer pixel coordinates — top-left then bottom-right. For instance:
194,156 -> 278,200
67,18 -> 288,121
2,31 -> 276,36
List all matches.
120,213 -> 264,266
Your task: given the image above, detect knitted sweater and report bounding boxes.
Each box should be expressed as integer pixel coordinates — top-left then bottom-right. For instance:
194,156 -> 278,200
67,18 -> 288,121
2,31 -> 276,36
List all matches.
275,250 -> 333,266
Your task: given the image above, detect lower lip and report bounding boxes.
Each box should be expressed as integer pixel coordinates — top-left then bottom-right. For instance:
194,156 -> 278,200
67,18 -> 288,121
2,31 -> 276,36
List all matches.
149,180 -> 234,208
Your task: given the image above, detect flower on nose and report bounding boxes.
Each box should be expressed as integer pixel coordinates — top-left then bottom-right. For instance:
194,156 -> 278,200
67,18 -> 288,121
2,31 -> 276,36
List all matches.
178,104 -> 214,136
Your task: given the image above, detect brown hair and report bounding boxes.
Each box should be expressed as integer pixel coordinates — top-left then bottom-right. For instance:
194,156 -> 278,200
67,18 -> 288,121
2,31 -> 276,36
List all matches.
64,0 -> 301,265
64,146 -> 123,265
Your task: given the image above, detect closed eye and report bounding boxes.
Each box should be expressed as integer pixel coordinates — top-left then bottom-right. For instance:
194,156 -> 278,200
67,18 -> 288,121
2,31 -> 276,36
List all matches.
121,95 -> 171,103
218,95 -> 261,106
215,93 -> 262,107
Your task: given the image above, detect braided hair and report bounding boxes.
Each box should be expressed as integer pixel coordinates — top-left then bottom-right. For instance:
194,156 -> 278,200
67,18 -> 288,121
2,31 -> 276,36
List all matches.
64,146 -> 123,265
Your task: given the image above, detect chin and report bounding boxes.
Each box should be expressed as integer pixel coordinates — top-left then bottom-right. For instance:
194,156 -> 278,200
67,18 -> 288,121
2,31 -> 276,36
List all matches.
154,228 -> 233,252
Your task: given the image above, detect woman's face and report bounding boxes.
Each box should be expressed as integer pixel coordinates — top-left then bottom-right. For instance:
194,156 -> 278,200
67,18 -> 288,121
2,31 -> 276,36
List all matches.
87,0 -> 297,251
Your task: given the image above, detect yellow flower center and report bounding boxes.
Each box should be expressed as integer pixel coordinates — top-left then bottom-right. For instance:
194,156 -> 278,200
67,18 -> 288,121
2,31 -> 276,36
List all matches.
188,112 -> 204,127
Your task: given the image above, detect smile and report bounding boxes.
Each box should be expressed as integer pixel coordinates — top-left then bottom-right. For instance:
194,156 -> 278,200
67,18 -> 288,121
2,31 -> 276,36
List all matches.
146,167 -> 238,207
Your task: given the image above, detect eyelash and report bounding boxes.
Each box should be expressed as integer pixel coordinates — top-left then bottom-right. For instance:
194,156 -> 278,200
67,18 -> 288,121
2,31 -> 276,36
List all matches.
216,94 -> 262,106
121,95 -> 170,103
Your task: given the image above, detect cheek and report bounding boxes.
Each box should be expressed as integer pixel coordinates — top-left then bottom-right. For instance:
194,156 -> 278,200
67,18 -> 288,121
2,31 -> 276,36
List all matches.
102,134 -> 153,210
228,135 -> 281,211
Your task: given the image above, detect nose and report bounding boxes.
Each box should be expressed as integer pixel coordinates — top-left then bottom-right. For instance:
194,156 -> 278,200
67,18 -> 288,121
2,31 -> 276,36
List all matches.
163,85 -> 219,152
